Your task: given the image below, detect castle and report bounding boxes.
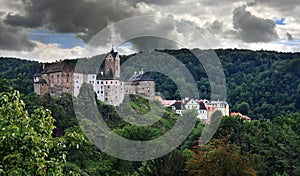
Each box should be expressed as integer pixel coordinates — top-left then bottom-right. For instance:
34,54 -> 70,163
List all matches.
34,49 -> 156,106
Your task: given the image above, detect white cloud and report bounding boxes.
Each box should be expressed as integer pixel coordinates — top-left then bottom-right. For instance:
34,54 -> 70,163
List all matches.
0,0 -> 300,61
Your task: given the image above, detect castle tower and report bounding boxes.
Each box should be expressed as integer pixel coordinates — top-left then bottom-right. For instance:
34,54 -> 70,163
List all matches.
105,48 -> 120,79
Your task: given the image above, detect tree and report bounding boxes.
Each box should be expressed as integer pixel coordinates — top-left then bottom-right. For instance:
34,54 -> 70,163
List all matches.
294,84 -> 300,110
186,136 -> 256,176
0,91 -> 64,175
238,102 -> 250,115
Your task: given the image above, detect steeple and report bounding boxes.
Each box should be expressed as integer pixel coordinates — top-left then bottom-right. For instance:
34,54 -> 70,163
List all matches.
104,48 -> 120,79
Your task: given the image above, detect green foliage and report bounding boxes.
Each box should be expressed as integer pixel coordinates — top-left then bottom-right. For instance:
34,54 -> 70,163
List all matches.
186,136 -> 256,176
238,102 -> 250,115
0,91 -> 64,175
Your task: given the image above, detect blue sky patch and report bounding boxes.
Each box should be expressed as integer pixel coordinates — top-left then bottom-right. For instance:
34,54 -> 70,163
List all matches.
274,18 -> 286,25
27,29 -> 86,49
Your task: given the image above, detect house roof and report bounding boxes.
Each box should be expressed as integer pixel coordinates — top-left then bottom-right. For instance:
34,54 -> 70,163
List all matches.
106,48 -> 118,59
161,100 -> 176,107
42,61 -> 75,74
174,101 -> 183,110
127,73 -> 154,82
231,112 -> 251,120
199,102 -> 207,110
35,79 -> 47,84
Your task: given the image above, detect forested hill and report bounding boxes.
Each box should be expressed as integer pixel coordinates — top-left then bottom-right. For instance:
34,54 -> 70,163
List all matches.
1,49 -> 300,119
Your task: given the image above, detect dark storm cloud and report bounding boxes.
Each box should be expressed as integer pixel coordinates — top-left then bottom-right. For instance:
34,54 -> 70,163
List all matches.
233,6 -> 279,43
206,20 -> 223,34
4,0 -> 139,42
286,32 -> 294,41
110,15 -> 183,51
251,0 -> 299,11
5,13 -> 44,28
0,21 -> 36,51
130,37 -> 179,51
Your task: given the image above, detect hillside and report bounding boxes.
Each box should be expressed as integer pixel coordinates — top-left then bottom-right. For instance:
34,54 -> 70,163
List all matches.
1,49 -> 300,119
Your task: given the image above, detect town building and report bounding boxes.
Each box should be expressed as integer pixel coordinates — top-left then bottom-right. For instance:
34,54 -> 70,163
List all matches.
34,49 -> 156,106
156,97 -> 230,123
230,112 -> 251,121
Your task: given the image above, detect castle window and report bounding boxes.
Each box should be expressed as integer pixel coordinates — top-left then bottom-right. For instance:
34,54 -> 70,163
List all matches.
97,81 -> 99,84
57,74 -> 59,78
101,91 -> 103,94
115,81 -> 117,84
111,81 -> 113,84
106,81 -> 107,84
101,81 -> 103,84
105,98 -> 108,101
97,91 -> 100,94
108,86 -> 110,89
92,81 -> 94,84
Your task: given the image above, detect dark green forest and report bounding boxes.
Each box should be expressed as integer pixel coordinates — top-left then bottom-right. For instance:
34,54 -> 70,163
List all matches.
0,49 -> 300,175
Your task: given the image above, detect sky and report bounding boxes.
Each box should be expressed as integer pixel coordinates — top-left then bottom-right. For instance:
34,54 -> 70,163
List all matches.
0,0 -> 299,62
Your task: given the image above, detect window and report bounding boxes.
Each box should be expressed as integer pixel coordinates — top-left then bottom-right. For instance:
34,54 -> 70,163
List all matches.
111,81 -> 113,84
105,98 -> 108,101
97,81 -> 99,84
108,86 -> 110,89
101,81 -> 103,84
97,91 -> 100,94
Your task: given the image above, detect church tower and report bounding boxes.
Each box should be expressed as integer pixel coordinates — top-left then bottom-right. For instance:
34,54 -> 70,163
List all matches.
105,48 -> 120,79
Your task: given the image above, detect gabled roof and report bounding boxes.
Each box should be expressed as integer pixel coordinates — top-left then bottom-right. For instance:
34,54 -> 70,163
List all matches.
106,48 -> 118,59
231,112 -> 251,120
199,102 -> 207,110
42,61 -> 75,74
127,73 -> 154,82
35,79 -> 47,84
174,101 -> 183,110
